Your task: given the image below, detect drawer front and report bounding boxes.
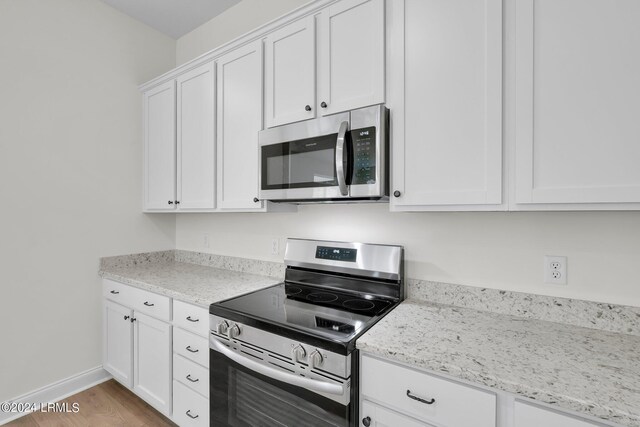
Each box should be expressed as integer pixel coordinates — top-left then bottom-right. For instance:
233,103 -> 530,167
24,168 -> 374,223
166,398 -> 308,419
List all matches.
129,286 -> 171,321
361,355 -> 496,427
103,279 -> 135,307
173,380 -> 209,427
173,300 -> 209,337
514,401 -> 601,427
174,328 -> 209,368
173,354 -> 209,398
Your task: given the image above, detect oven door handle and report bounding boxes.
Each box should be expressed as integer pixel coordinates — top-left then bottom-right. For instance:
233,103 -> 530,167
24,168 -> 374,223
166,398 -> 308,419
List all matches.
335,121 -> 349,196
210,337 -> 345,396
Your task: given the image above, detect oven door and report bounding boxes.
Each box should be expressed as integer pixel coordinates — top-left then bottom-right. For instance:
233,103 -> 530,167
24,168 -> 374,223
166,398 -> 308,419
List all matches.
210,340 -> 352,427
259,112 -> 351,201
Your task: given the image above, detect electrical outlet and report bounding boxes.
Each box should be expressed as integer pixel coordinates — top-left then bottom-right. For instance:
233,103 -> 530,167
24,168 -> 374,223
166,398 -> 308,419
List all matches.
270,238 -> 279,255
544,255 -> 567,285
203,233 -> 210,249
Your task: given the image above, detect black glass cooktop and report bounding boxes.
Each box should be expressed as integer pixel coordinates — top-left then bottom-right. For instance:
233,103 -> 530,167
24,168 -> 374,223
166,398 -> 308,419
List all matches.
211,282 -> 396,350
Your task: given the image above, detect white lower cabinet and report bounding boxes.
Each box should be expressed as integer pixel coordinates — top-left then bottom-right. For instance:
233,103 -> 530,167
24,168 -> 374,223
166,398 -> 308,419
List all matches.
361,354 -> 496,427
173,380 -> 210,427
103,288 -> 172,416
361,353 -> 614,427
133,312 -> 172,415
103,300 -> 133,388
514,401 -> 601,427
172,300 -> 210,427
361,400 -> 432,427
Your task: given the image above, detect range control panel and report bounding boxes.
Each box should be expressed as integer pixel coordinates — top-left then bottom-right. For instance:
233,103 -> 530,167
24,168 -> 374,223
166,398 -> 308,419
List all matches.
315,246 -> 358,262
350,126 -> 376,185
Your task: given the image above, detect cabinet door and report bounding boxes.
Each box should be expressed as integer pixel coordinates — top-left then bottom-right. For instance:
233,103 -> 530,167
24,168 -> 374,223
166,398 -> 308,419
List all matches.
133,312 -> 172,415
514,401 -> 601,427
103,301 -> 133,388
143,80 -> 176,211
361,401 -> 431,427
217,41 -> 264,210
265,15 -> 316,128
318,0 -> 385,116
514,0 -> 640,207
176,62 -> 216,210
389,0 -> 503,210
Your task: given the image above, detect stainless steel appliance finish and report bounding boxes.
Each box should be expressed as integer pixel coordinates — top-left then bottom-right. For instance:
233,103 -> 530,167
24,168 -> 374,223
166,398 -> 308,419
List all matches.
284,238 -> 403,282
258,104 -> 388,203
209,238 -> 404,427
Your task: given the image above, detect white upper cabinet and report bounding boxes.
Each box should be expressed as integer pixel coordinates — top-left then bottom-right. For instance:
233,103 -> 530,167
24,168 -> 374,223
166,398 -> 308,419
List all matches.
513,0 -> 640,208
176,62 -> 216,211
143,81 -> 176,211
265,16 -> 316,128
317,0 -> 385,116
217,40 -> 265,210
265,0 -> 385,128
389,0 -> 503,211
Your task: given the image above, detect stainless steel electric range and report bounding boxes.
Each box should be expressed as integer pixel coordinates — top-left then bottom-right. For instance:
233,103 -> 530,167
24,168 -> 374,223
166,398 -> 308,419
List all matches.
209,238 -> 404,427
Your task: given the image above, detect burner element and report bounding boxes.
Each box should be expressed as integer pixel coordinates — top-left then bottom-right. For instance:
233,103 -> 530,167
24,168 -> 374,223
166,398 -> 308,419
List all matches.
307,292 -> 339,303
286,286 -> 302,295
343,299 -> 376,311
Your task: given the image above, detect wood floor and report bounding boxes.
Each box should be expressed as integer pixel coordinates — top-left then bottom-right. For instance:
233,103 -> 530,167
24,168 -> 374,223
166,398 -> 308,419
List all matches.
7,380 -> 176,427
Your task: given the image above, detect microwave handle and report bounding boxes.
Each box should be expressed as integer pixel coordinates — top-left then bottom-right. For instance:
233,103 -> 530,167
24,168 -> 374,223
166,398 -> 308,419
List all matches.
335,121 -> 349,196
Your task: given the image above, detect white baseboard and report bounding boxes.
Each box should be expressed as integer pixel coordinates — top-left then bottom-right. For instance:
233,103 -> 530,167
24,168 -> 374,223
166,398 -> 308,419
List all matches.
0,366 -> 112,425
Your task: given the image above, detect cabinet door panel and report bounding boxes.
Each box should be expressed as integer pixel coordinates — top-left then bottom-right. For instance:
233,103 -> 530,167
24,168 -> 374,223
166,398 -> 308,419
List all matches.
217,41 -> 264,210
103,301 -> 133,388
265,16 -> 316,127
133,312 -> 172,415
514,401 -> 601,427
390,0 -> 503,209
318,0 -> 385,116
515,0 -> 640,205
144,81 -> 176,211
176,62 -> 216,210
361,400 -> 431,427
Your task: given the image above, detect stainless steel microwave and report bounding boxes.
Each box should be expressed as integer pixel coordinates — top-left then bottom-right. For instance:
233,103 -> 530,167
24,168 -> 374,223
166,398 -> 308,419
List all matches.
258,104 -> 388,203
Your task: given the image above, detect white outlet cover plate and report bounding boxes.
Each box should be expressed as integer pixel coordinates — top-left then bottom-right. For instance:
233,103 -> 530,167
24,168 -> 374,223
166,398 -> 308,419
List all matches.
544,255 -> 567,285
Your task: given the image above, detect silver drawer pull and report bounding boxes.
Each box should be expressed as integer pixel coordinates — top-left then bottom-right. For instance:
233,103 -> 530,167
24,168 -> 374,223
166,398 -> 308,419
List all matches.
186,316 -> 199,323
110,290 -> 119,294
186,345 -> 199,353
186,374 -> 199,383
186,410 -> 199,419
406,390 -> 435,405
143,301 -> 154,307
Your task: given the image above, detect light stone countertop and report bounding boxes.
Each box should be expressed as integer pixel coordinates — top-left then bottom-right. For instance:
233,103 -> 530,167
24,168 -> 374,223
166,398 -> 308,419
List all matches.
357,299 -> 640,427
99,258 -> 280,307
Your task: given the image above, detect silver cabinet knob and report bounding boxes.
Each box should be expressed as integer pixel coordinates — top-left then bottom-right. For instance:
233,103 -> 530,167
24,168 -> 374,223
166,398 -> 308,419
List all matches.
292,344 -> 307,363
309,350 -> 323,369
228,324 -> 241,339
216,320 -> 229,335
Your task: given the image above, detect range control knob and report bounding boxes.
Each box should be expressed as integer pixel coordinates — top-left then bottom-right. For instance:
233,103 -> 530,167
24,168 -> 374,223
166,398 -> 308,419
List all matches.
228,324 -> 241,339
309,350 -> 323,369
292,344 -> 307,363
216,320 -> 229,336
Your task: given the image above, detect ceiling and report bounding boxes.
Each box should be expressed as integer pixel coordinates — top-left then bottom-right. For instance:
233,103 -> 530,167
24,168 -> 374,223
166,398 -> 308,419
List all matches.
99,0 -> 241,39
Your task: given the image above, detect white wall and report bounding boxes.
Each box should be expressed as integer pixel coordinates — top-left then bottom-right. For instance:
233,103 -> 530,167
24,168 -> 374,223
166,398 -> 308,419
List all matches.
176,206 -> 640,307
0,0 -> 176,402
176,0 -> 310,65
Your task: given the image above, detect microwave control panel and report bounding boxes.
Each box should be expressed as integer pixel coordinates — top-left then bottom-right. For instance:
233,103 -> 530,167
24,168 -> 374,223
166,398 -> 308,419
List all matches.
351,126 -> 376,185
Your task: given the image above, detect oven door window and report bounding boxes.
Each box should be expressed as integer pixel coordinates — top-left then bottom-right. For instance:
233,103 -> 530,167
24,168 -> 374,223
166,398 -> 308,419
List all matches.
261,133 -> 347,190
211,349 -> 349,427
